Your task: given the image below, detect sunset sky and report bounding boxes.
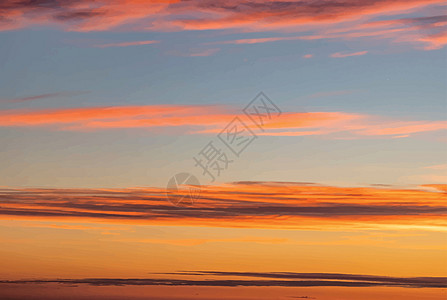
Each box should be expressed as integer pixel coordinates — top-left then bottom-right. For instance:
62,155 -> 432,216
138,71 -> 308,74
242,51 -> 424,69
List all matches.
0,1 -> 446,299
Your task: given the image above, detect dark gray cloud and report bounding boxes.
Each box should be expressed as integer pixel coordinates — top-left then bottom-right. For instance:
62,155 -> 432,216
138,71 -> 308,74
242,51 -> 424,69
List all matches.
177,0 -> 385,16
0,0 -> 77,11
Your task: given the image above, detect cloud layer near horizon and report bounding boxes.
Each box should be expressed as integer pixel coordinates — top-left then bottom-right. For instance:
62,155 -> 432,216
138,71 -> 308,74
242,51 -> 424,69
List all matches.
1,271 -> 446,288
0,182 -> 445,230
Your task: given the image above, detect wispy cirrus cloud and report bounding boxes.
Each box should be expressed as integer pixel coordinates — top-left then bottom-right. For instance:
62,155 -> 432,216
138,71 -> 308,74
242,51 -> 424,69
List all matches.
0,182 -> 445,230
0,105 -> 445,139
199,111 -> 447,138
93,40 -> 159,48
205,19 -> 446,51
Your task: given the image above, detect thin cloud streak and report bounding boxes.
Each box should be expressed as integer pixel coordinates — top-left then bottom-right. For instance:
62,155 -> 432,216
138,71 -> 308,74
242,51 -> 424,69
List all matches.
0,91 -> 88,103
165,48 -> 220,57
304,90 -> 356,99
93,40 -> 159,48
330,51 -> 368,58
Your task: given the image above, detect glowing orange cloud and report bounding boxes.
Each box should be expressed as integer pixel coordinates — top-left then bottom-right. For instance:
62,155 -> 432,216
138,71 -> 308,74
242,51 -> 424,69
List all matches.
0,105 -> 229,129
0,105 -> 445,138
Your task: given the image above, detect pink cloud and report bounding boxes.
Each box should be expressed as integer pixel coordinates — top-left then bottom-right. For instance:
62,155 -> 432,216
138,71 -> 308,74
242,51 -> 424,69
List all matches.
330,51 -> 368,58
417,31 -> 447,50
0,0 -> 445,52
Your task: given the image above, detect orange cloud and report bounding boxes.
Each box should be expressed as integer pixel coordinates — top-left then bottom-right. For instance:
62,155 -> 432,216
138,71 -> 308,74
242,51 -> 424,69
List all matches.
0,105 -> 230,130
0,105 -> 445,139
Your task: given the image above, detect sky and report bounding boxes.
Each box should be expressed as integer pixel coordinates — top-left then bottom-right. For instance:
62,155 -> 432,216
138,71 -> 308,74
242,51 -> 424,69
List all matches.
0,1 -> 446,299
